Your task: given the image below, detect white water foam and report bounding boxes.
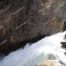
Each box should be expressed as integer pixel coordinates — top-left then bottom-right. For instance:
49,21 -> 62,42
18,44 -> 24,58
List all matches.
0,31 -> 66,66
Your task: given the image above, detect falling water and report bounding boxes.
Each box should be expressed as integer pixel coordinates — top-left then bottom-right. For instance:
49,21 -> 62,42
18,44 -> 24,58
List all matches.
0,31 -> 66,66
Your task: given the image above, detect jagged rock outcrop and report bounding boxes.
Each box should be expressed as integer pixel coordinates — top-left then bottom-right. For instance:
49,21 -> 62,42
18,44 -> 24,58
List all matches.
0,0 -> 66,53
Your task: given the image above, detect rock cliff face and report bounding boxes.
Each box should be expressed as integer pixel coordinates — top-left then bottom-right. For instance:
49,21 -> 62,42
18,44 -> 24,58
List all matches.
0,0 -> 66,53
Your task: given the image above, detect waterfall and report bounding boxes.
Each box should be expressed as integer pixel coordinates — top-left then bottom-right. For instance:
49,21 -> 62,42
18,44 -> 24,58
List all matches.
0,31 -> 66,66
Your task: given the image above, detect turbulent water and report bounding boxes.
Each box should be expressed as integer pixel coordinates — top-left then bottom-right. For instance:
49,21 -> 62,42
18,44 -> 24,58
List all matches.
0,31 -> 66,66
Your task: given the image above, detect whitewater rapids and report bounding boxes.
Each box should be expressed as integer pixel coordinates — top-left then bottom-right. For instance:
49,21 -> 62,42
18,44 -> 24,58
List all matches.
0,31 -> 66,66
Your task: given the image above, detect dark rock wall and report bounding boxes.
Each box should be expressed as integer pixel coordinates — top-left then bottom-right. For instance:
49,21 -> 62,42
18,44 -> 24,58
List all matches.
0,0 -> 66,53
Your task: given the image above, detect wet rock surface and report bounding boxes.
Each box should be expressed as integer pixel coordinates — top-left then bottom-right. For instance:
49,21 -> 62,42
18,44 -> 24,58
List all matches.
0,0 -> 66,54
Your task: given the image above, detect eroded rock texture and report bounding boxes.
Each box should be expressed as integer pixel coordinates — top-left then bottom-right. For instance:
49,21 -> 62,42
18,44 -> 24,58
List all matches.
0,0 -> 66,53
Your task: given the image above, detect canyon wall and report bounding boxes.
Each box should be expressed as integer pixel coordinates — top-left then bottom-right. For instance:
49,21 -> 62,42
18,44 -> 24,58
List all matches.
0,0 -> 66,53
